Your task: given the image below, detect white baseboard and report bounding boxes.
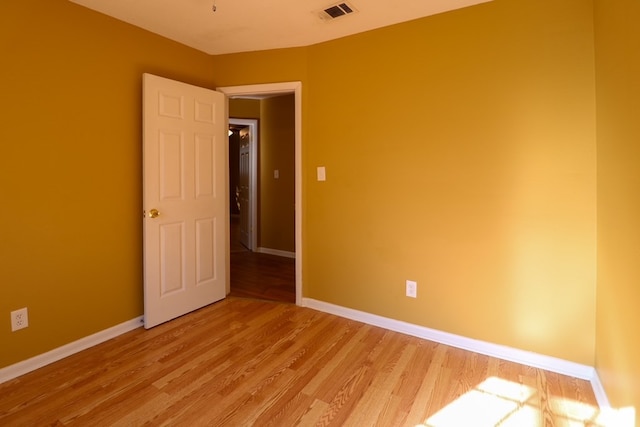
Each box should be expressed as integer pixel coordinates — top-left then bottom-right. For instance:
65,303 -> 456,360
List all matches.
257,247 -> 296,258
0,316 -> 143,385
302,298 -> 605,393
590,370 -> 612,408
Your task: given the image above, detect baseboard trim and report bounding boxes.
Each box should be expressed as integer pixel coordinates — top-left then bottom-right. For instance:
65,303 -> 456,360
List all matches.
256,247 -> 296,258
0,316 -> 143,385
302,298 -> 600,384
590,370 -> 612,408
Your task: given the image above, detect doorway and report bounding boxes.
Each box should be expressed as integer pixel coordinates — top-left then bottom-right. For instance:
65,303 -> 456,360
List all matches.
219,82 -> 302,306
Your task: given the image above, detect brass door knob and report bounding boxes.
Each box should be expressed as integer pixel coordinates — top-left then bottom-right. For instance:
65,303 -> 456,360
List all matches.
149,209 -> 160,218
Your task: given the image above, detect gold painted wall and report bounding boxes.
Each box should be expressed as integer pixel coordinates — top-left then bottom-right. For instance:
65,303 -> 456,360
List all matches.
212,48 -> 309,89
260,95 -> 296,252
305,0 -> 597,365
1,0 -> 610,381
213,0 -> 597,365
594,0 -> 640,414
0,0 -> 216,367
229,99 -> 261,119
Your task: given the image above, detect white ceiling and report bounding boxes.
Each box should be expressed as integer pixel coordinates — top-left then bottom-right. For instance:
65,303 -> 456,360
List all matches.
69,0 -> 491,55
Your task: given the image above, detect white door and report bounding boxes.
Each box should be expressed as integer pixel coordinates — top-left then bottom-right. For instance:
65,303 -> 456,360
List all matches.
143,73 -> 227,329
238,129 -> 251,249
229,118 -> 258,251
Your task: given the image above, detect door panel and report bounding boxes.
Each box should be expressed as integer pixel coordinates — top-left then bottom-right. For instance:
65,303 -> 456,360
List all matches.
159,130 -> 183,200
196,218 -> 216,284
195,135 -> 215,198
160,222 -> 185,295
143,73 -> 227,329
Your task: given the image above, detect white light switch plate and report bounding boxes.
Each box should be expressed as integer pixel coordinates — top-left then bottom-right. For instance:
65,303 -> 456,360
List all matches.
317,166 -> 326,181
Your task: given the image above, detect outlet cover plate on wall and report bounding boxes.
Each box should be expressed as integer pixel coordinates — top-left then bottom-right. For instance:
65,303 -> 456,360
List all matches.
11,307 -> 28,331
406,280 -> 417,298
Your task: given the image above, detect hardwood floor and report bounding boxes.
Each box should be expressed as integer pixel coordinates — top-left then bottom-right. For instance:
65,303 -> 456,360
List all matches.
229,215 -> 295,304
0,297 -> 604,426
230,251 -> 295,303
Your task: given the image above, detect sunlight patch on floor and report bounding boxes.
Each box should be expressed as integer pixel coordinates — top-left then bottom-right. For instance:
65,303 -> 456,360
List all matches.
414,376 -> 635,427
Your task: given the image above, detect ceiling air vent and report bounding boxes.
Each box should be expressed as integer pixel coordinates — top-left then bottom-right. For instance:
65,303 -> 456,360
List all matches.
318,2 -> 357,21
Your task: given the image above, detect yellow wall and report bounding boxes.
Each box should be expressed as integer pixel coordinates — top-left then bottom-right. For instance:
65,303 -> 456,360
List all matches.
594,0 -> 640,414
1,0 -> 614,387
229,99 -> 261,119
212,0 -> 597,365
305,0 -> 596,365
211,48 -> 308,88
260,95 -> 296,252
0,0 -> 216,367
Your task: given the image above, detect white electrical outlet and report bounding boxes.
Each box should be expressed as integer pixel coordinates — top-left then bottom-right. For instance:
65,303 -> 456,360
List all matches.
11,307 -> 29,331
406,280 -> 417,298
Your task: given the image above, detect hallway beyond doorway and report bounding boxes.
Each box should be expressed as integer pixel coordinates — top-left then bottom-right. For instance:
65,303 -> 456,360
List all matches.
230,215 -> 295,303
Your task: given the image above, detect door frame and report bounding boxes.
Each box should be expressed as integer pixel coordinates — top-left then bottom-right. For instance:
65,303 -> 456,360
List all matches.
229,118 -> 258,251
218,82 -> 302,306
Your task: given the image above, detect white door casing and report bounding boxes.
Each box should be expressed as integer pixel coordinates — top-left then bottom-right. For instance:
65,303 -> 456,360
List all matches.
143,73 -> 228,329
218,82 -> 302,305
